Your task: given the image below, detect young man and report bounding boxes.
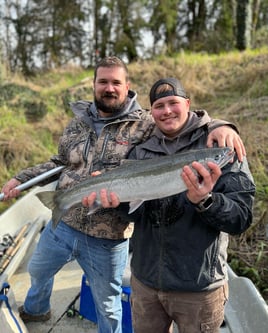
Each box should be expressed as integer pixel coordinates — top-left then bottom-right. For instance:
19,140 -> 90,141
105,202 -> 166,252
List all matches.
83,78 -> 255,333
2,60 -> 246,333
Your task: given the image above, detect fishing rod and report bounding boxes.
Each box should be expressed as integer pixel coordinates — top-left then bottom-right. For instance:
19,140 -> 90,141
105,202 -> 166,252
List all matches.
0,223 -> 30,273
0,165 -> 65,201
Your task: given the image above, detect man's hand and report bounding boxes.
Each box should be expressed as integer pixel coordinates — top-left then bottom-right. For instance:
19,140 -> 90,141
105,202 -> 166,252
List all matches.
207,126 -> 246,162
82,171 -> 120,209
181,161 -> 221,204
1,178 -> 22,201
82,189 -> 120,208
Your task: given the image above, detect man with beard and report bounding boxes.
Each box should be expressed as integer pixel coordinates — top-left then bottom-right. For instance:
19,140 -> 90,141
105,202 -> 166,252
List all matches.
2,57 -> 246,333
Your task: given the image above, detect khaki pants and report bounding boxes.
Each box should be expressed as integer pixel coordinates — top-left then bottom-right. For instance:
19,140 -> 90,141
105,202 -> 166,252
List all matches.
131,275 -> 228,333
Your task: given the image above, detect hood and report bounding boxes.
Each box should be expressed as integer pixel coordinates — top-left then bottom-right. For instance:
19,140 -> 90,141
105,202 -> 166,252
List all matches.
139,110 -> 211,155
69,90 -> 142,121
152,110 -> 211,140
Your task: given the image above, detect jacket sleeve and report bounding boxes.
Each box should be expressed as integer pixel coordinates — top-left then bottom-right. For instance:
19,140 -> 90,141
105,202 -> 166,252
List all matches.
188,157 -> 255,235
14,161 -> 62,185
208,118 -> 239,134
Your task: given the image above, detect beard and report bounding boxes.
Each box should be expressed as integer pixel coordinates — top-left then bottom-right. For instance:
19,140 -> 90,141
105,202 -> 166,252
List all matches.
94,92 -> 128,114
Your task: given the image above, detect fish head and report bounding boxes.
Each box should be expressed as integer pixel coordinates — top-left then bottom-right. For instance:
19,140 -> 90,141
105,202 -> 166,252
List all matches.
207,147 -> 235,168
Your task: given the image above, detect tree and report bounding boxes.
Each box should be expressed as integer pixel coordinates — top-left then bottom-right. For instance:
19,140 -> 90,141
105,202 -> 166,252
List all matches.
236,0 -> 253,50
90,0 -> 147,63
257,0 -> 268,27
1,0 -> 86,73
149,0 -> 179,55
1,0 -> 35,75
91,0 -> 106,62
186,0 -> 207,50
113,0 -> 140,62
31,0 -> 85,68
1,0 -> 268,73
207,0 -> 235,52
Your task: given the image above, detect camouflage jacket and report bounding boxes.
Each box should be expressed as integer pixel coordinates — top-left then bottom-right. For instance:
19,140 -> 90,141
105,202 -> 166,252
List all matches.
15,91 -> 154,239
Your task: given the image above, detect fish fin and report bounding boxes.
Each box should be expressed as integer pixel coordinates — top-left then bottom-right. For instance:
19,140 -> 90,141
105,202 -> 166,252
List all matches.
87,200 -> 101,216
36,191 -> 57,210
36,191 -> 64,229
128,200 -> 144,214
51,207 -> 67,229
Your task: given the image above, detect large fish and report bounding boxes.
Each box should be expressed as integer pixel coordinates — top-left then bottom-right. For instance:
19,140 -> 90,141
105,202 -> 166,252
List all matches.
36,147 -> 234,228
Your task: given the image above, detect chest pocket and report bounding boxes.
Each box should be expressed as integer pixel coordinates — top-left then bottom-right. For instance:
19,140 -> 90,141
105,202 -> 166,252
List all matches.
93,125 -> 132,171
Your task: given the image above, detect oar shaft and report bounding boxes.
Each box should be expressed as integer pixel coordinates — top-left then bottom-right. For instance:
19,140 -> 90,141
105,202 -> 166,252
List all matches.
0,165 -> 65,201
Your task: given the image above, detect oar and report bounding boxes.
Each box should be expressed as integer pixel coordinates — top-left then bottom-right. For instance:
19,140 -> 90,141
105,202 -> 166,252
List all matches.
0,165 -> 65,201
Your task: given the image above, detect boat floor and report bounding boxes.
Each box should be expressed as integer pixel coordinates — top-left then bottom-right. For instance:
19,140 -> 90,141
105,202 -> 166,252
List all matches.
7,233 -> 268,333
9,234 -> 98,333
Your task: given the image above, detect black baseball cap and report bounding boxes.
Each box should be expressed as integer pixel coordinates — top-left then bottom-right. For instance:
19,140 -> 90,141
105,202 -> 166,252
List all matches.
149,77 -> 188,106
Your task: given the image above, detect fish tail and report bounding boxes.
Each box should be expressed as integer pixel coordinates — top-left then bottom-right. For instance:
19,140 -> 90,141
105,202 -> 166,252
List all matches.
36,191 -> 64,229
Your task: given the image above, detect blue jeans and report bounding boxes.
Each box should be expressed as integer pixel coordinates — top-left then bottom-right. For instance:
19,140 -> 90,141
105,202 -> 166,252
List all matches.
24,220 -> 129,333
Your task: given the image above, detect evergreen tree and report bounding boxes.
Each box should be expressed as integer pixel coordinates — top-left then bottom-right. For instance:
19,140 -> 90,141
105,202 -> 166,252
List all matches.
236,0 -> 253,50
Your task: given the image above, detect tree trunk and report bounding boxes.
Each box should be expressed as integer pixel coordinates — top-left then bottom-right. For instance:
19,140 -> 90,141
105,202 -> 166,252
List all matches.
236,0 -> 252,50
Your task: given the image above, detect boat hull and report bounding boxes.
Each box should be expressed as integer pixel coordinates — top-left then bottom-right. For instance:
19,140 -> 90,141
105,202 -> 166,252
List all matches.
1,182 -> 268,333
